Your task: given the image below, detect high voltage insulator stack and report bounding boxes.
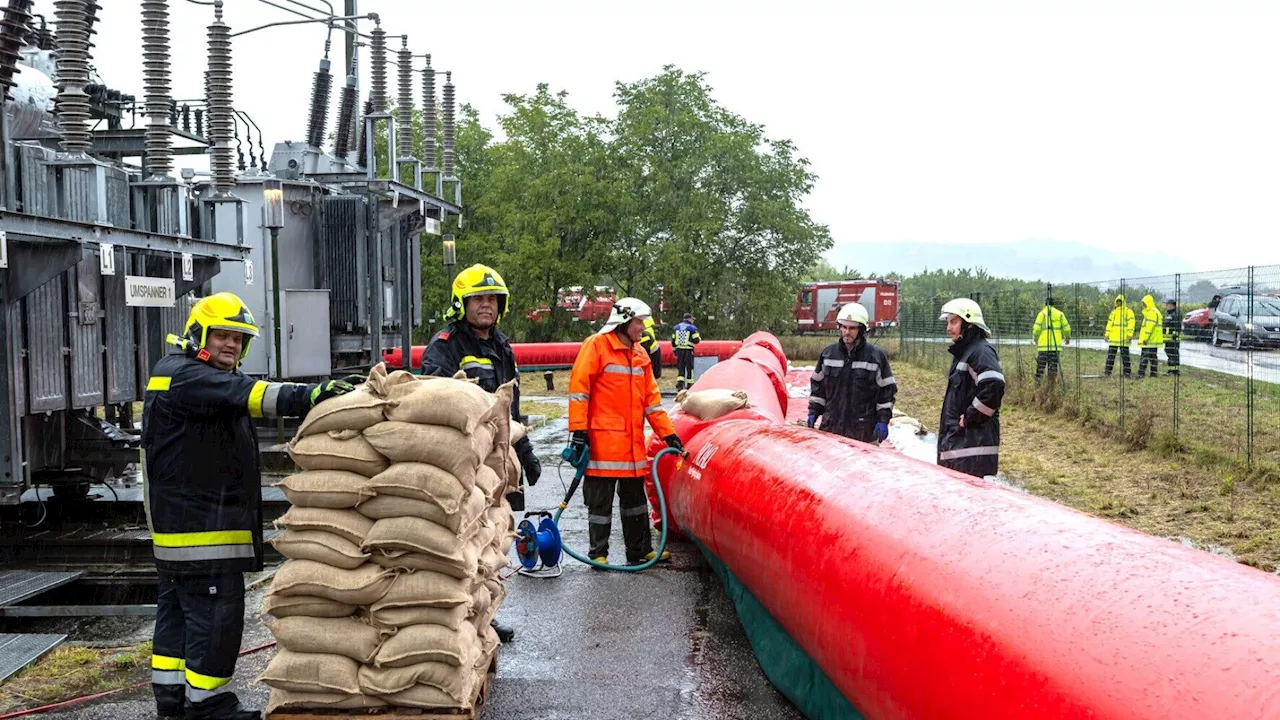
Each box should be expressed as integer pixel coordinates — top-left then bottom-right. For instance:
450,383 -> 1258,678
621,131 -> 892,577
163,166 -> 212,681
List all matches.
205,0 -> 234,194
442,71 -> 455,178
369,25 -> 386,113
397,36 -> 412,152
141,0 -> 173,177
53,0 -> 92,155
333,56 -> 357,160
305,56 -> 332,148
356,98 -> 372,168
420,54 -> 436,170
0,0 -> 33,100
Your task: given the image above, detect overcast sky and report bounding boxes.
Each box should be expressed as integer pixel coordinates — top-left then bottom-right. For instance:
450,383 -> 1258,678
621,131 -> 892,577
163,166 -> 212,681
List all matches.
40,0 -> 1280,271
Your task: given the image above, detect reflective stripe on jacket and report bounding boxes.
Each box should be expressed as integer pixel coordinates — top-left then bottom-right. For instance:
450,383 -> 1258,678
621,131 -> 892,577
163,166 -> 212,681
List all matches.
1032,306 -> 1071,351
672,322 -> 701,350
938,334 -> 1005,479
808,337 -> 896,442
420,320 -> 521,421
568,331 -> 676,478
143,353 -> 311,575
1138,295 -> 1165,348
1105,295 -> 1136,346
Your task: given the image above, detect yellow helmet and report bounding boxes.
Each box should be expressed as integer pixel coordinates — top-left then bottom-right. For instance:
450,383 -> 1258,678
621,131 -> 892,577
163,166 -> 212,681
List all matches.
176,292 -> 260,360
447,264 -> 509,322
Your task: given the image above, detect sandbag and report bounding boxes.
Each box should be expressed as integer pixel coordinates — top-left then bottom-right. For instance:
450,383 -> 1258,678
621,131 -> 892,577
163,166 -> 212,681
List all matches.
677,388 -> 750,421
259,649 -> 360,694
274,470 -> 371,509
380,683 -> 469,710
510,418 -> 527,445
270,560 -> 395,606
269,529 -> 369,570
295,387 -> 392,438
375,623 -> 474,669
486,505 -> 514,535
368,603 -> 469,631
486,578 -> 507,611
355,485 -> 486,535
289,430 -> 389,476
479,544 -> 508,576
261,594 -> 356,620
362,363 -> 418,398
363,422 -> 494,487
383,377 -> 498,434
369,547 -> 479,581
266,688 -> 386,713
468,583 -> 492,621
276,507 -> 374,546
265,616 -> 384,663
363,516 -> 473,565
474,465 -> 502,499
370,569 -> 471,610
358,658 -> 476,701
365,462 -> 471,507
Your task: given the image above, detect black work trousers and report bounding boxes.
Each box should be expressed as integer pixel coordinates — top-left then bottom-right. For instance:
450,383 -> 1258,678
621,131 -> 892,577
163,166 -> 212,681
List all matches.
1164,340 -> 1180,373
583,476 -> 652,563
1034,351 -> 1061,382
1104,346 -> 1131,377
152,571 -> 247,719
675,349 -> 695,389
1137,347 -> 1159,378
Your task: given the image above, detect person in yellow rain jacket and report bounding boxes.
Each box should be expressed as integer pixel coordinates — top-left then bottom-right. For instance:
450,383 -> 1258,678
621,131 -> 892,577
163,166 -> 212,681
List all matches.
1136,294 -> 1165,378
1032,297 -> 1071,385
1104,294 -> 1136,378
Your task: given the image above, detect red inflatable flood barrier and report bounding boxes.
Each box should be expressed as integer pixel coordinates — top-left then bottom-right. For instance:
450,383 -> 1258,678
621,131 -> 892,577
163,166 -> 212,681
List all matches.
652,334 -> 1280,718
383,339 -> 743,370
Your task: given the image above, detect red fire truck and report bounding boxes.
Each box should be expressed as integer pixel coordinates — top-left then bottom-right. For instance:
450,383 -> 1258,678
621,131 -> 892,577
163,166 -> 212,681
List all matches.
793,279 -> 900,335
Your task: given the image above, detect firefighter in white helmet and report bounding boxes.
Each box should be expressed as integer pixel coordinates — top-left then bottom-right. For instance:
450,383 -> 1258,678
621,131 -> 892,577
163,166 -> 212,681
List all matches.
807,303 -> 896,444
937,298 -> 1005,478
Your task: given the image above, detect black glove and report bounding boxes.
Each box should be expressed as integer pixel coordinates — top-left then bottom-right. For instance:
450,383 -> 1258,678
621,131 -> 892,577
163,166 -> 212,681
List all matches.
339,373 -> 367,386
514,436 -> 541,487
309,379 -> 355,406
664,434 -> 685,454
571,430 -> 588,451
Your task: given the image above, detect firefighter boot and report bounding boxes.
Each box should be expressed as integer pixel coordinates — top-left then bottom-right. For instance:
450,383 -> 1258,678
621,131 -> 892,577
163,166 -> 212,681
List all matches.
491,619 -> 515,643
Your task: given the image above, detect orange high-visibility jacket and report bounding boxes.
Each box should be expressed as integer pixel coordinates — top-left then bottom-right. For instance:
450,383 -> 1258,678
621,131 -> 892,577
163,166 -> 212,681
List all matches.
568,331 -> 676,478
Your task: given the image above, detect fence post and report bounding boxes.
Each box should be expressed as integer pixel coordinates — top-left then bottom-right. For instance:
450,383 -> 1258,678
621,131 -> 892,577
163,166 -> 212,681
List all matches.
1074,282 -> 1081,409
1118,278 -> 1127,433
1173,273 -> 1180,443
1247,266 -> 1255,470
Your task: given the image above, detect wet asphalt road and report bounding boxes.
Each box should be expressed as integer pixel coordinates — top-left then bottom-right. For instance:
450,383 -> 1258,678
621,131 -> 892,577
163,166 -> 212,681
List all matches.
40,402 -> 802,720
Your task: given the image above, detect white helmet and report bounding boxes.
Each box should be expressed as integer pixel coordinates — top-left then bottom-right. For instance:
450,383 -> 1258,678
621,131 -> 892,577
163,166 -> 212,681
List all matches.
939,298 -> 991,337
599,297 -> 652,334
836,303 -> 869,328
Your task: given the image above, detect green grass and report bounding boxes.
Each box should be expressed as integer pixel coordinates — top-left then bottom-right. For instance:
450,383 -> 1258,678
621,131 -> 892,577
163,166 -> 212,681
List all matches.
0,641 -> 152,712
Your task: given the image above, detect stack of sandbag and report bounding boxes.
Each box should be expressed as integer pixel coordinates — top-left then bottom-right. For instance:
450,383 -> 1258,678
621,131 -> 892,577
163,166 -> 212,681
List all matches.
259,364 -> 519,714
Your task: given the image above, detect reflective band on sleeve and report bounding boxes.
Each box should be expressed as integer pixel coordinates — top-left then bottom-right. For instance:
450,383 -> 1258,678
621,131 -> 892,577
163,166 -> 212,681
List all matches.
602,364 -> 644,376
622,504 -> 648,517
645,404 -> 663,415
247,381 -> 269,418
152,530 -> 254,547
977,370 -> 1005,383
569,393 -> 590,402
955,362 -> 979,382
876,402 -> 893,410
878,375 -> 896,387
588,514 -> 612,525
152,655 -> 185,671
939,446 -> 1000,461
153,544 -> 257,562
262,383 -> 284,417
587,459 -> 649,471
147,376 -> 172,392
972,398 -> 996,416
810,396 -> 826,406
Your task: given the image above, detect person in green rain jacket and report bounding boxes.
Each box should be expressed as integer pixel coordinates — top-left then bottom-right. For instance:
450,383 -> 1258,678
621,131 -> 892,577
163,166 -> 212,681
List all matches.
1032,297 -> 1071,384
1136,294 -> 1165,378
1104,295 -> 1136,378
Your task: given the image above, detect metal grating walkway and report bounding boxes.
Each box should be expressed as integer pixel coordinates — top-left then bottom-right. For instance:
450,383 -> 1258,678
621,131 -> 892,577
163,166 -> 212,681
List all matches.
0,633 -> 66,682
0,570 -> 83,608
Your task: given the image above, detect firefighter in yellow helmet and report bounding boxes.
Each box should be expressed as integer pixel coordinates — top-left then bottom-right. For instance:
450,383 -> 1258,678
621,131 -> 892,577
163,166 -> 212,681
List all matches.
144,292 -> 359,720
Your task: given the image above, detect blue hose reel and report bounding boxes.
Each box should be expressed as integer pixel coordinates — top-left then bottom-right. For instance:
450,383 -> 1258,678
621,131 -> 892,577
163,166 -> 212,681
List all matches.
515,511 -> 563,576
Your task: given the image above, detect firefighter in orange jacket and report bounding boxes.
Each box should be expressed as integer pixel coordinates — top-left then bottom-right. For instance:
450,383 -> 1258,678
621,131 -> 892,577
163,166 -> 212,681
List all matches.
568,298 -> 682,565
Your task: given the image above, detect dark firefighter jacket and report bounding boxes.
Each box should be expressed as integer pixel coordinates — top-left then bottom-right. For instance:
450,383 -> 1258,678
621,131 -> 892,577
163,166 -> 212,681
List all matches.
938,333 -> 1006,478
421,320 -> 521,422
143,353 -> 312,576
1164,303 -> 1181,342
808,337 -> 896,442
672,321 -> 702,350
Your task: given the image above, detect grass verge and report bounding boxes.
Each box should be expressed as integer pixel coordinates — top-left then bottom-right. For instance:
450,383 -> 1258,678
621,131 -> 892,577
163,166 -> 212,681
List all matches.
0,641 -> 152,713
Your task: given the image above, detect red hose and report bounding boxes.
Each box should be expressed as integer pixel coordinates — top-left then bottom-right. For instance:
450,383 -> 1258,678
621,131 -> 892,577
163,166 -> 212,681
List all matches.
0,641 -> 278,719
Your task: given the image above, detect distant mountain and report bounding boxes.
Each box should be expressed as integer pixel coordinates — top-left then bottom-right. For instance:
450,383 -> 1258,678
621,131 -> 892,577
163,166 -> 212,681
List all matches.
826,239 -> 1196,284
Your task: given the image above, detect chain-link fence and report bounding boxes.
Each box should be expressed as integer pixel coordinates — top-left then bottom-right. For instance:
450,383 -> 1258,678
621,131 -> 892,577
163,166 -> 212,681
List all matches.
899,265 -> 1280,473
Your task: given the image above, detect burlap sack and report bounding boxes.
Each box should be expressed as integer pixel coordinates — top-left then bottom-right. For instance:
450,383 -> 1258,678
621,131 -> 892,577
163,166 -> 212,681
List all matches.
355,485 -> 486,535
269,529 -> 369,570
380,683 -> 468,710
365,462 -> 471,507
362,363 -> 418,398
368,603 -> 468,631
375,623 -> 474,669
265,616 -> 384,663
677,388 -> 749,420
261,594 -> 356,620
370,568 -> 471,610
369,546 -> 479,581
479,544 -> 508,576
474,465 -> 502,500
363,422 -> 494,488
468,583 -> 492,621
276,507 -> 374,546
486,578 -> 507,611
274,470 -> 372,509
266,688 -> 386,713
269,560 -> 395,605
486,505 -> 514,536
384,377 -> 499,434
289,430 -> 389,476
363,516 -> 472,564
294,386 -> 392,438
482,443 -> 520,497
510,418 -> 527,445
358,656 -> 476,701
258,649 -> 360,694
480,621 -> 501,655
